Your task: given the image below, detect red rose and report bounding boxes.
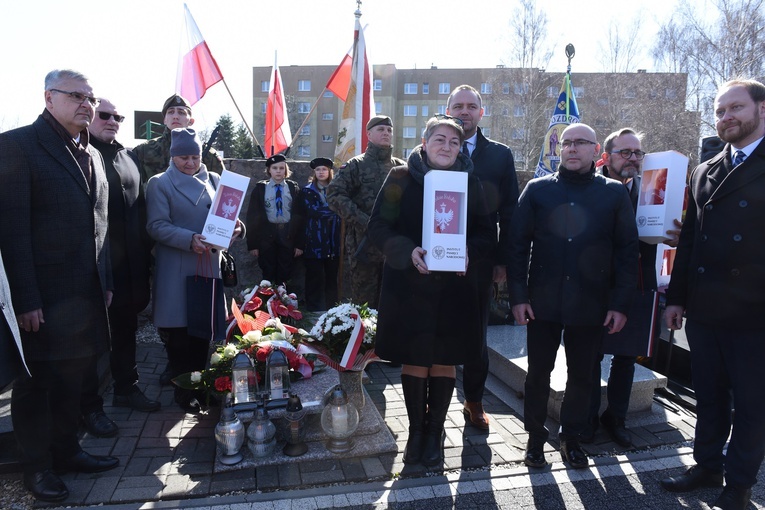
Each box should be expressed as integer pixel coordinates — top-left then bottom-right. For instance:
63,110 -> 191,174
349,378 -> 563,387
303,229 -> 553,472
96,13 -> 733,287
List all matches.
255,346 -> 270,363
215,376 -> 232,392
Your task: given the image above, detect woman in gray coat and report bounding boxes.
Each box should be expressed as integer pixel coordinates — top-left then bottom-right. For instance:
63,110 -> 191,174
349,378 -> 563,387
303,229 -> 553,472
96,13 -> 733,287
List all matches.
146,128 -> 243,410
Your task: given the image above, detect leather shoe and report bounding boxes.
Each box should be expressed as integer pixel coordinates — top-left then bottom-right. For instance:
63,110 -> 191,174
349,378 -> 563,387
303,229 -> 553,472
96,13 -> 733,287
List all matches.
463,401 -> 490,430
23,469 -> 68,502
82,410 -> 118,437
600,411 -> 632,447
113,389 -> 161,412
660,465 -> 724,492
54,450 -> 119,474
712,484 -> 752,510
524,437 -> 548,468
560,439 -> 588,469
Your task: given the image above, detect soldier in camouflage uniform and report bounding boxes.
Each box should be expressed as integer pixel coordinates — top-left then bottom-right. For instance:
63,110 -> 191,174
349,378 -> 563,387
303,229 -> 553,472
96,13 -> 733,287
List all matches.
327,115 -> 405,309
133,94 -> 223,183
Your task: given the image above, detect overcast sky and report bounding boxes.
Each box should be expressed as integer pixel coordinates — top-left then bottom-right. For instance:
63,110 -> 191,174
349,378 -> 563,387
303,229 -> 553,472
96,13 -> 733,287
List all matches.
0,0 -> 687,146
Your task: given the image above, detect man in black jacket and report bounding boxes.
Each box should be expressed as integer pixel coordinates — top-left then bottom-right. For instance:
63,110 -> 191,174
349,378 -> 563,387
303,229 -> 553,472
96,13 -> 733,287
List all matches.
509,123 -> 638,470
661,79 -> 765,510
81,98 -> 159,436
447,85 -> 518,430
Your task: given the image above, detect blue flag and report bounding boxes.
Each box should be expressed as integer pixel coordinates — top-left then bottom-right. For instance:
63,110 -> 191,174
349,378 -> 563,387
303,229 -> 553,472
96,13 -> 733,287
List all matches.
534,73 -> 581,178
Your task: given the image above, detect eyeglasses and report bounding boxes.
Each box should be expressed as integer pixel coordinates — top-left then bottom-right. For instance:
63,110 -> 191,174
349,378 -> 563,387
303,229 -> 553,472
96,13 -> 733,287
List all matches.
433,113 -> 464,127
97,111 -> 125,123
561,139 -> 597,149
49,89 -> 100,107
610,149 -> 646,160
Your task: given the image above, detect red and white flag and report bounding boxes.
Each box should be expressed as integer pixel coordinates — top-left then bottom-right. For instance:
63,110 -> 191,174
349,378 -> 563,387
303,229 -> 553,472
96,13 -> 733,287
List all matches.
265,56 -> 292,157
176,3 -> 223,106
330,15 -> 375,165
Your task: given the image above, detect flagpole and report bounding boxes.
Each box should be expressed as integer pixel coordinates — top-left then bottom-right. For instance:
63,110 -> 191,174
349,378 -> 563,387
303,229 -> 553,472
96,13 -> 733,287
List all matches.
220,78 -> 262,155
271,52 -> 277,156
565,44 -> 575,118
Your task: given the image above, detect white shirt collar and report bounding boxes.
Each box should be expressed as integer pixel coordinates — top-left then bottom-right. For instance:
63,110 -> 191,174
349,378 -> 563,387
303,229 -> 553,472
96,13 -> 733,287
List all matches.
732,136 -> 764,158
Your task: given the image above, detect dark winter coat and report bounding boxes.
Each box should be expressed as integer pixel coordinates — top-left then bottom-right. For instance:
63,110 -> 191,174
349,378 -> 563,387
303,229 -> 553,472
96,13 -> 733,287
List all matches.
508,164 -> 639,326
302,181 -> 340,260
666,138 -> 765,327
367,147 -> 496,366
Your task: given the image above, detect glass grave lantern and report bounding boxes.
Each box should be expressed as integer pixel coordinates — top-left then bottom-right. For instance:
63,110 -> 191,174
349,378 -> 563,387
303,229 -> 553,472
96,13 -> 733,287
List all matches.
266,348 -> 290,403
320,385 -> 359,453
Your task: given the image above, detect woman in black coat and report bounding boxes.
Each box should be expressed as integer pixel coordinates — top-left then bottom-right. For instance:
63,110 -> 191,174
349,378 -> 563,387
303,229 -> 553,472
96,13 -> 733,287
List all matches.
368,116 -> 495,466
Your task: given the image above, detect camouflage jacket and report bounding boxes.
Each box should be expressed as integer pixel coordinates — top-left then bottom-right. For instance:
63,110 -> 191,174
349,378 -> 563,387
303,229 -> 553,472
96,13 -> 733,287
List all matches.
132,128 -> 224,183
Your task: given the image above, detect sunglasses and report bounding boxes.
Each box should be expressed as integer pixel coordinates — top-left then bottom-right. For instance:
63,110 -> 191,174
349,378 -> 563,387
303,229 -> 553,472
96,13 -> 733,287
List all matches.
97,111 -> 125,123
433,113 -> 464,127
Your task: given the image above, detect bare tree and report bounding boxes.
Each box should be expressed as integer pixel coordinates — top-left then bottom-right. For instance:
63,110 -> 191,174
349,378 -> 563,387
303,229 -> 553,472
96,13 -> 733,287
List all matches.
597,20 -> 644,73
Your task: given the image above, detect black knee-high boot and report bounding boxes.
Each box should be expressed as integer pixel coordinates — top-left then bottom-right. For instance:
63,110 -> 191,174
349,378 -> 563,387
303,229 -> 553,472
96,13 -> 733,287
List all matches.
401,374 -> 428,464
421,376 -> 455,466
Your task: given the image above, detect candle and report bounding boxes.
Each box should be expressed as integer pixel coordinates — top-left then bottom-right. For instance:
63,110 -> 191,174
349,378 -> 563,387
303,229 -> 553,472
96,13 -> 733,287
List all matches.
270,370 -> 283,400
332,405 -> 348,436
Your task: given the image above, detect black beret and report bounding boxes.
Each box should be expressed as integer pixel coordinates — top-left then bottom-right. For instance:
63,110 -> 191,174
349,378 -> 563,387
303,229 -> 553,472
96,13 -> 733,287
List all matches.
162,94 -> 191,116
366,115 -> 392,130
310,157 -> 334,169
265,154 -> 287,167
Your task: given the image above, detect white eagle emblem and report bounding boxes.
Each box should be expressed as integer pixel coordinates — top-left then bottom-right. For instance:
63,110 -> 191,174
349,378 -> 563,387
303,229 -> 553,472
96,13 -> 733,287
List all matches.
220,198 -> 237,219
434,202 -> 454,232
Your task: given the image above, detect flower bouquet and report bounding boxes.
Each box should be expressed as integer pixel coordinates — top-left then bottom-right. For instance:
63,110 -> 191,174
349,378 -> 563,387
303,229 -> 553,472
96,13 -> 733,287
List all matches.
173,281 -> 313,405
298,302 -> 379,372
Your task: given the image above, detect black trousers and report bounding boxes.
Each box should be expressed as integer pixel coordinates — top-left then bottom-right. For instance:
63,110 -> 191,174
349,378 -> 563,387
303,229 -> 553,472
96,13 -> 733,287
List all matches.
524,319 -> 602,441
686,320 -> 765,488
588,353 -> 636,421
12,355 -> 94,474
304,257 -> 339,311
258,223 -> 295,285
161,327 -> 210,377
81,305 -> 140,414
461,263 -> 492,402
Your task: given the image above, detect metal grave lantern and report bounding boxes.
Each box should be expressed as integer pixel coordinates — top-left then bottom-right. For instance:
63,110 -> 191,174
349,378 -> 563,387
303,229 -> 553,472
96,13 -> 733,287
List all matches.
247,400 -> 276,458
320,385 -> 359,453
283,392 -> 308,456
266,348 -> 290,402
214,403 -> 245,465
231,351 -> 258,406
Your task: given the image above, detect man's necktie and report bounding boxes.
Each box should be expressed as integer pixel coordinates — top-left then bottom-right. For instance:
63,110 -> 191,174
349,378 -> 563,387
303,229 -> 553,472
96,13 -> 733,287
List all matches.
275,184 -> 283,217
462,141 -> 470,158
732,150 -> 746,167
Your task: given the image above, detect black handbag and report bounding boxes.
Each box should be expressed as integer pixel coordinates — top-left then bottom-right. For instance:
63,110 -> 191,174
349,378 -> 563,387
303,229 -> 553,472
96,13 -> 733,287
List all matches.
187,253 -> 227,341
220,250 -> 237,287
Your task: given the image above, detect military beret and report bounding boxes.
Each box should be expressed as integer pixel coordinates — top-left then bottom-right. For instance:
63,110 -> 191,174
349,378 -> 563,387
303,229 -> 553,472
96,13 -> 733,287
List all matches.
310,157 -> 334,169
170,128 -> 202,156
265,154 -> 287,167
162,94 -> 192,116
366,115 -> 392,130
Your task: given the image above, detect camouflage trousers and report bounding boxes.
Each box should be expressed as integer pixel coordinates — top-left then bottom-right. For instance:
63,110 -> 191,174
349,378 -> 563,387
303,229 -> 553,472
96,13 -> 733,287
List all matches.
348,255 -> 383,309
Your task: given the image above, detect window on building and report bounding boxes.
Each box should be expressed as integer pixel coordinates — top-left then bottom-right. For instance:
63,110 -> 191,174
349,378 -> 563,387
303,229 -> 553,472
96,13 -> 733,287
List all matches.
422,83 -> 429,94
665,88 -> 678,100
323,90 -> 334,98
502,83 -> 510,94
261,81 -> 269,92
625,88 -> 637,99
298,80 -> 311,92
404,83 -> 418,94
322,113 -> 334,120
403,105 -> 417,116
513,105 -> 525,117
373,79 -> 382,91
501,107 -> 509,116
437,104 -> 447,115
375,102 -> 382,114
514,83 -> 529,95
597,97 -> 609,106
438,82 -> 451,94
483,105 -> 492,116
482,127 -> 491,137
480,83 -> 492,94
403,127 -> 417,139
573,86 -> 585,98
261,102 -> 267,114
421,105 -> 429,117
299,126 -> 310,135
402,148 -> 413,158
512,128 -> 524,140
298,102 -> 311,113
297,146 -> 311,157
548,86 -> 558,98
322,135 -> 333,142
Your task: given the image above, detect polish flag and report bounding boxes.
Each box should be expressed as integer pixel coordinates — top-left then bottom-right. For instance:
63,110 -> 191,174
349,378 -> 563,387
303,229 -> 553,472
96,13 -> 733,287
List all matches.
176,4 -> 223,106
265,57 -> 292,157
332,14 -> 375,165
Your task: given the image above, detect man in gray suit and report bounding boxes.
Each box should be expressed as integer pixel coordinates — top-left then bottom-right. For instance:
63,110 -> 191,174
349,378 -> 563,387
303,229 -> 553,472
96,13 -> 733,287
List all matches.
0,69 -> 119,503
0,250 -> 27,391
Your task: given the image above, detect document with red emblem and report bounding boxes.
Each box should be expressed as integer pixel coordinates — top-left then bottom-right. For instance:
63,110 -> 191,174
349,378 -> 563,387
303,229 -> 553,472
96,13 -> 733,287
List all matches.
422,170 -> 468,272
203,169 -> 251,249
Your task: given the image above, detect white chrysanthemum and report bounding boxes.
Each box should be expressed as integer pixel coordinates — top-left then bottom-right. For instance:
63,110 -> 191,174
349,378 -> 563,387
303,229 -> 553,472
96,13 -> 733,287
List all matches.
223,343 -> 238,358
190,371 -> 202,383
210,352 -> 222,365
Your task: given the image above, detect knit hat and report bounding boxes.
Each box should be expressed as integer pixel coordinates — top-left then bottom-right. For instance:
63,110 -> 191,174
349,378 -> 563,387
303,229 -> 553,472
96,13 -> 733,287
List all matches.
162,94 -> 191,116
366,115 -> 392,130
170,128 -> 202,156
